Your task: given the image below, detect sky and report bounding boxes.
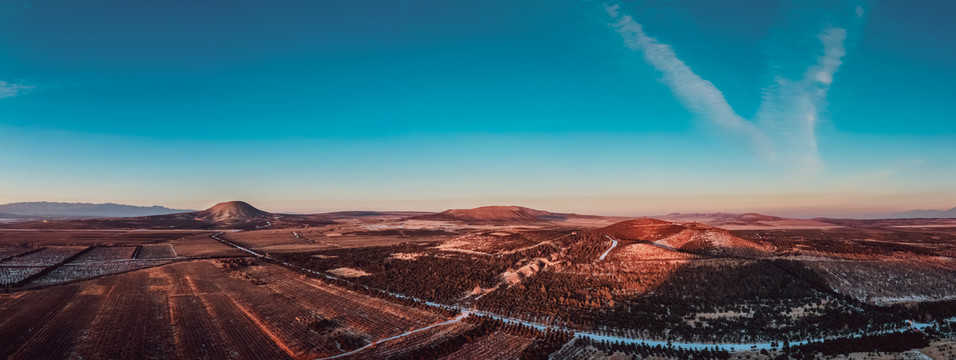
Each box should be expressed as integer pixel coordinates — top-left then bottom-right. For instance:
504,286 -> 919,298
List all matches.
0,0 -> 954,217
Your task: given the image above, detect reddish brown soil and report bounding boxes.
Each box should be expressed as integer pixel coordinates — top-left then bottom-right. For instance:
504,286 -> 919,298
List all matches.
169,234 -> 245,258
0,230 -> 209,247
599,218 -> 688,241
0,260 -> 454,359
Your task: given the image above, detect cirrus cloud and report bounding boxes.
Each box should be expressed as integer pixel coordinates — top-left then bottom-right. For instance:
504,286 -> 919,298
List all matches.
0,81 -> 35,99
605,4 -> 855,174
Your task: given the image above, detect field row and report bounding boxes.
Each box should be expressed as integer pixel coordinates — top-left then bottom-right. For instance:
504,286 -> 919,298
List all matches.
0,260 -> 456,359
0,246 -> 87,266
0,245 -> 185,287
0,230 -> 211,247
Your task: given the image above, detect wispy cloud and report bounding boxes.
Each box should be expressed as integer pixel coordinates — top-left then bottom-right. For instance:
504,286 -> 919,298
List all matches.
605,4 -> 771,156
0,81 -> 35,99
605,4 -> 855,173
755,26 -> 847,173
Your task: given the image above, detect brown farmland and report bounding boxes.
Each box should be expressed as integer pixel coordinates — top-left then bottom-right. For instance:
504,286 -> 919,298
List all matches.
2,204 -> 956,359
0,260 -> 459,359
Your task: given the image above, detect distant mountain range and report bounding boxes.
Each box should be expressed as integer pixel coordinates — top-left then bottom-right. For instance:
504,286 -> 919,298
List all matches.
0,201 -> 192,219
2,200 -> 953,226
659,208 -> 956,221
884,206 -> 956,219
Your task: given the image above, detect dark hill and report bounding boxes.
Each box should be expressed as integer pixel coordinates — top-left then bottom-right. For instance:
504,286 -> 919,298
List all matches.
194,201 -> 271,222
413,206 -> 566,223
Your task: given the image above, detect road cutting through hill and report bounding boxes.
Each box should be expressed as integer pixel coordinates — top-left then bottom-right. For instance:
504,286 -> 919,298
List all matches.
598,235 -> 619,260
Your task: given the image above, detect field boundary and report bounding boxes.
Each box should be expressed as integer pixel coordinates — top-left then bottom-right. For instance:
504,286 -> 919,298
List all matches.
0,247 -> 46,263
7,246 -> 95,288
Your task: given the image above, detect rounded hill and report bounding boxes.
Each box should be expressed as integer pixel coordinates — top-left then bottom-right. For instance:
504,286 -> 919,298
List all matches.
195,201 -> 271,222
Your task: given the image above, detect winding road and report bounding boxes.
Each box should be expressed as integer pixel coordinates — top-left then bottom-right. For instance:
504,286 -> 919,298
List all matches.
598,235 -> 619,260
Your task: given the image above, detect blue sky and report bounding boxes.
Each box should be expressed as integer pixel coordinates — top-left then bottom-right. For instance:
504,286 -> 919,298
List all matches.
0,0 -> 953,217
